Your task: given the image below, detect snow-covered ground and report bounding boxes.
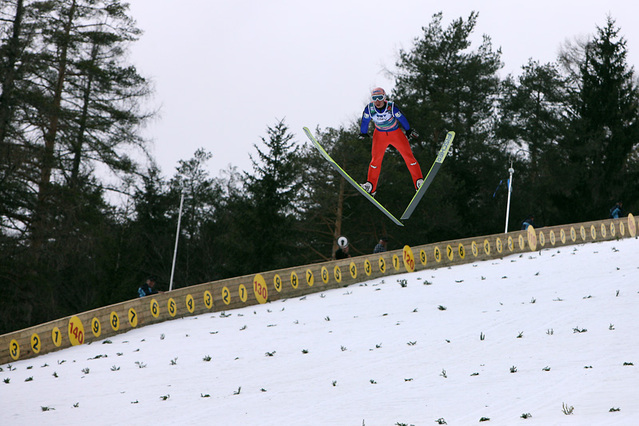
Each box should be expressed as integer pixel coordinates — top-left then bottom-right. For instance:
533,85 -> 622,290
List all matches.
2,238 -> 638,425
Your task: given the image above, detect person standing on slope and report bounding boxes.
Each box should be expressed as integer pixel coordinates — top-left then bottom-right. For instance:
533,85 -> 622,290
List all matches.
359,87 -> 423,196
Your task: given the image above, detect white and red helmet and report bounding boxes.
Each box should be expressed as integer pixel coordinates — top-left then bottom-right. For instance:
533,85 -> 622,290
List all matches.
371,87 -> 386,101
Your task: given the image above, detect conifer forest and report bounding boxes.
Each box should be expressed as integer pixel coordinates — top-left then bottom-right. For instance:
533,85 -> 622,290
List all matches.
1,2 -> 638,333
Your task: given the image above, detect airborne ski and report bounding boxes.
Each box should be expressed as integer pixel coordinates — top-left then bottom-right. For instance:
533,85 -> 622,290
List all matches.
401,131 -> 455,220
303,127 -> 404,227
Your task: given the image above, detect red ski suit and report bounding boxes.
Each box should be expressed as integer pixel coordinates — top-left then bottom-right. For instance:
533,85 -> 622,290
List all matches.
360,101 -> 422,193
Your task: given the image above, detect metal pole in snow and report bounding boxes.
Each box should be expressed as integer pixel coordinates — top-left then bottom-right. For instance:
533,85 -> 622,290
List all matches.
169,191 -> 185,292
504,164 -> 514,233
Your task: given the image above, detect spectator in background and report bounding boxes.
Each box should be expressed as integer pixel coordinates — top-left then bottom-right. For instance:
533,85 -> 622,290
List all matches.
609,201 -> 623,219
521,214 -> 536,230
335,236 -> 351,260
138,277 -> 162,297
373,236 -> 388,253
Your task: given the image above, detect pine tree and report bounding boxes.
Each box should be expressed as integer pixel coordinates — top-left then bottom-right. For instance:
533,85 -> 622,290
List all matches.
562,16 -> 639,220
393,11 -> 506,238
218,119 -> 303,275
0,0 -> 153,331
498,60 -> 571,225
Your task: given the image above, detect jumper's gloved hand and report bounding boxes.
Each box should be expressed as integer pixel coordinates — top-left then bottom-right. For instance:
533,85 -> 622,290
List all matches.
358,133 -> 370,140
405,129 -> 419,141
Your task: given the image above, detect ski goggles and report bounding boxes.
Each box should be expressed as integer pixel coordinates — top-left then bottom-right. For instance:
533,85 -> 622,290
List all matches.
371,94 -> 385,101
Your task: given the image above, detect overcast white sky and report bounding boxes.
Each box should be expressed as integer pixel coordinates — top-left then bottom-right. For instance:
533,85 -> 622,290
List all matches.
126,0 -> 639,179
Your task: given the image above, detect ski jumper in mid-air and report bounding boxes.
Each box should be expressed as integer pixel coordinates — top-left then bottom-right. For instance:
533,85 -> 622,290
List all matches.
359,87 -> 423,196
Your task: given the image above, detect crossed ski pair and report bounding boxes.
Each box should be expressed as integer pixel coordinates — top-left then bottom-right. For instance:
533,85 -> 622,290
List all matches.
303,127 -> 455,227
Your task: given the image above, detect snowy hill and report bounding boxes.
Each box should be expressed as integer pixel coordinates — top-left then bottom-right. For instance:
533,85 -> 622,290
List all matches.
2,237 -> 638,425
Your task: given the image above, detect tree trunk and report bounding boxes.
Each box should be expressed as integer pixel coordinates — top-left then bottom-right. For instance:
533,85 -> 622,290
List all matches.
32,0 -> 77,247
0,0 -> 25,144
71,41 -> 98,188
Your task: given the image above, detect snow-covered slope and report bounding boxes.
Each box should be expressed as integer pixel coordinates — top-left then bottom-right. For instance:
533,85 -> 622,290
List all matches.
2,238 -> 638,425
